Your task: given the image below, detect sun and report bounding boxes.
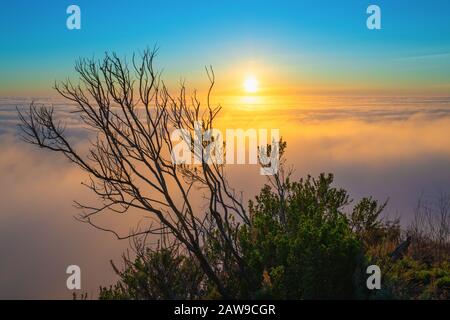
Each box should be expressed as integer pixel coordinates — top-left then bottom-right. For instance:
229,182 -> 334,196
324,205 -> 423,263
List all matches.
243,76 -> 258,93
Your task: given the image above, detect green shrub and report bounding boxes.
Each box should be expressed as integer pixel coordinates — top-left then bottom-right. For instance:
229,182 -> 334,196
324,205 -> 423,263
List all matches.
98,173 -> 449,300
240,174 -> 363,299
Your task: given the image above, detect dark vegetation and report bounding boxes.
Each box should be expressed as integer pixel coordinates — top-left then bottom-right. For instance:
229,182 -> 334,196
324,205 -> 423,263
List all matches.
99,173 -> 449,300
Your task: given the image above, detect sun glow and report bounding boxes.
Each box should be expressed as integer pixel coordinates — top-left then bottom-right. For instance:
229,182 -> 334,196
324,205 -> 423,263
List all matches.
243,76 -> 258,93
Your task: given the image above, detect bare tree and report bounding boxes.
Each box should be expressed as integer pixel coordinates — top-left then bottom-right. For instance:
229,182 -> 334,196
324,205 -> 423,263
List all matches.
18,48 -> 252,298
409,191 -> 450,263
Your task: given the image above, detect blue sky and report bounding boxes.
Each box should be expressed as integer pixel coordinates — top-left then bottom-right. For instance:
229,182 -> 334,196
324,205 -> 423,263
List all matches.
1,0 -> 450,95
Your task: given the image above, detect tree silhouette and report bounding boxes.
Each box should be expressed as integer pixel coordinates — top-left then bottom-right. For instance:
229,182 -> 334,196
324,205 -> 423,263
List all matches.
18,48 -> 251,298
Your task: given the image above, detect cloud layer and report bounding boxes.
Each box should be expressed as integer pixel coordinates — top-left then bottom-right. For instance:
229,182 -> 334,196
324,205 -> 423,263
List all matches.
1,96 -> 450,298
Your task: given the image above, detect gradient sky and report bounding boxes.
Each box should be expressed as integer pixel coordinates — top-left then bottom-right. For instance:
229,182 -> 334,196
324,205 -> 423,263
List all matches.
1,0 -> 450,96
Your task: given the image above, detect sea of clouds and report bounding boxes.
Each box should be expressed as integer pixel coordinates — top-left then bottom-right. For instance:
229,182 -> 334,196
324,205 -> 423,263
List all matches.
1,96 -> 450,298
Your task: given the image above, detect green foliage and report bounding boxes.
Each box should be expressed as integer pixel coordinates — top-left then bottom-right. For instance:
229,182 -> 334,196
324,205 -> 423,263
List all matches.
240,173 -> 363,299
99,247 -> 204,300
98,172 -> 449,300
382,258 -> 450,299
